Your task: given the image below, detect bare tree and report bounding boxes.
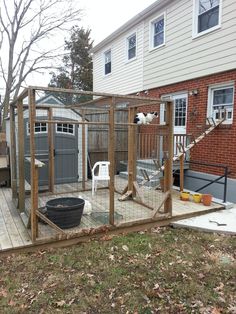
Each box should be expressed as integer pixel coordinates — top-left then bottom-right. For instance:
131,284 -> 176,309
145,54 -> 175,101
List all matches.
0,0 -> 82,130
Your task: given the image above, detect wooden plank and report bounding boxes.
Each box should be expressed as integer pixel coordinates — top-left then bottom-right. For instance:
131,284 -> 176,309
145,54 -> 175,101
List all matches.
48,108 -> 54,193
17,99 -> 25,212
0,189 -> 24,248
153,191 -> 171,217
36,210 -> 66,234
179,154 -> 184,192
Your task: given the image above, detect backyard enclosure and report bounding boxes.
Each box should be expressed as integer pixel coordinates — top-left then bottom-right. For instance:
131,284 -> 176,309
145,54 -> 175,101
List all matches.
9,86 -> 174,243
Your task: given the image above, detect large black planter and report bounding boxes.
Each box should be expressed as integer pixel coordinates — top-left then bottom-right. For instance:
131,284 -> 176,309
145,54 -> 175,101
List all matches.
46,197 -> 85,229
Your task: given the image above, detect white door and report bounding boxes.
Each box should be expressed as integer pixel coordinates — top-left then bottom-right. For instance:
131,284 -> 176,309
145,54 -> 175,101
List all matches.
172,94 -> 187,134
161,93 -> 188,155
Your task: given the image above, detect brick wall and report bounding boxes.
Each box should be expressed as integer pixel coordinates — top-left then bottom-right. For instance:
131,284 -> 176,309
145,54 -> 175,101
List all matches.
138,69 -> 236,178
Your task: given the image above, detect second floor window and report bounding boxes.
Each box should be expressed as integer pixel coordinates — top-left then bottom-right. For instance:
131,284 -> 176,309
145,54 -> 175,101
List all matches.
127,34 -> 136,60
104,50 -> 111,75
150,14 -> 165,49
195,0 -> 221,35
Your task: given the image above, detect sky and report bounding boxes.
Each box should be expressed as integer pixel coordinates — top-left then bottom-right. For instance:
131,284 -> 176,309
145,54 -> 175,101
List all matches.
0,0 -> 156,96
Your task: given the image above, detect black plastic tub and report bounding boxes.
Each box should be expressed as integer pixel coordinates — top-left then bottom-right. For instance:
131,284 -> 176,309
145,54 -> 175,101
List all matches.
46,197 -> 85,229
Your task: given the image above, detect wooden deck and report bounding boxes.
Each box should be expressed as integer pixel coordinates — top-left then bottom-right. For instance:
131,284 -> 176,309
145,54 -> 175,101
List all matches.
0,177 -> 224,253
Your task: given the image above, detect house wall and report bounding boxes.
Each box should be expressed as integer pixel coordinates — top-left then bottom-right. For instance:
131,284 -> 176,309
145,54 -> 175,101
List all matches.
138,69 -> 236,179
93,0 -> 236,94
92,22 -> 144,95
143,0 -> 236,89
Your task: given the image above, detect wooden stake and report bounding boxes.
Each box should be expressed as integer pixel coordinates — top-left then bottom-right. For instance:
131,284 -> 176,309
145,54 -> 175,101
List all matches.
179,154 -> 184,192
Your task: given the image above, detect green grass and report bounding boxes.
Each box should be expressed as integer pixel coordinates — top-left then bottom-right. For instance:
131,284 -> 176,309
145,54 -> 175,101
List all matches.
0,227 -> 235,313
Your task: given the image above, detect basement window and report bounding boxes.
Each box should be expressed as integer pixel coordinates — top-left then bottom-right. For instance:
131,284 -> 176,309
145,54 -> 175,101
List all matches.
208,84 -> 234,123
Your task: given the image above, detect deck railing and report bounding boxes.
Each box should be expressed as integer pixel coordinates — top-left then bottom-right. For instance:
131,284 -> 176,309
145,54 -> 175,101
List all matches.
138,133 -> 191,160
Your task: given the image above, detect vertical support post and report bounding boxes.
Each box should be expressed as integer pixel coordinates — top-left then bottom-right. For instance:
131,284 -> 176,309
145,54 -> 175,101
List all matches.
28,88 -> 38,242
9,105 -> 17,198
223,166 -> 228,203
127,107 -> 137,194
82,109 -> 86,190
48,108 -> 54,193
17,99 -> 25,211
164,101 -> 173,215
109,98 -> 115,225
179,154 -> 184,192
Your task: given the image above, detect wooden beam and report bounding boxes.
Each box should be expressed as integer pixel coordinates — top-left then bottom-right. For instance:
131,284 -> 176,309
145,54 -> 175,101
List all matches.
164,101 -> 173,215
36,210 -> 66,234
153,191 -> 171,217
17,99 -> 25,212
28,88 -> 38,242
108,98 -> 115,225
179,154 -> 184,192
48,108 -> 54,193
9,106 -> 17,198
82,109 -> 86,190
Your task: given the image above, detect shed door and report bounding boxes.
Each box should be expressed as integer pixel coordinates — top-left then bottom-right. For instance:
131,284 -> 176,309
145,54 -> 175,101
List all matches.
54,122 -> 78,184
24,118 -> 79,186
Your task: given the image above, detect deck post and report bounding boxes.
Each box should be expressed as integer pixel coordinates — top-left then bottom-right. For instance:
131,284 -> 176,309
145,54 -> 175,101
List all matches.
9,105 -> 17,198
127,107 -> 137,195
108,97 -> 115,225
28,88 -> 38,242
164,101 -> 173,215
17,99 -> 25,211
48,108 -> 54,193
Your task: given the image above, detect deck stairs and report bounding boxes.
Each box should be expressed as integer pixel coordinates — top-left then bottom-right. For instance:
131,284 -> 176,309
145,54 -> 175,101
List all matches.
119,117 -> 225,187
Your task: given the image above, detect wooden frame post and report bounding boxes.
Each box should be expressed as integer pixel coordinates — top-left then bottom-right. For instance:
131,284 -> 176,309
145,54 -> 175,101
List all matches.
179,154 -> 184,191
28,88 -> 38,242
82,109 -> 86,190
164,101 -> 173,215
9,105 -> 17,198
109,98 -> 115,225
17,99 -> 25,211
48,108 -> 54,193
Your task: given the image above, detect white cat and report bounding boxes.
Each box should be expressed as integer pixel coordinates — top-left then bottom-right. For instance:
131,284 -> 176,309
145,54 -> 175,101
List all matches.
134,111 -> 158,125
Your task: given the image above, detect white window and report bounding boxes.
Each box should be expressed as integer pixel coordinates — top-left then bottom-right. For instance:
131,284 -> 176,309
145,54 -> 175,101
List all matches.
104,49 -> 111,75
127,33 -> 136,60
193,0 -> 222,37
27,122 -> 47,135
56,123 -> 75,135
150,13 -> 165,50
208,84 -> 234,123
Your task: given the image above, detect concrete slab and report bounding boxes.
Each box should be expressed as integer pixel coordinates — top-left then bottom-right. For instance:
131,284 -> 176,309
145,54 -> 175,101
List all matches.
172,206 -> 236,235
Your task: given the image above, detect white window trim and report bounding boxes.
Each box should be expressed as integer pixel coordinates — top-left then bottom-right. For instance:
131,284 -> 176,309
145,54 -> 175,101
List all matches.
103,48 -> 112,76
27,122 -> 48,136
56,123 -> 75,135
149,12 -> 166,51
125,31 -> 137,63
192,0 -> 222,39
207,82 -> 234,124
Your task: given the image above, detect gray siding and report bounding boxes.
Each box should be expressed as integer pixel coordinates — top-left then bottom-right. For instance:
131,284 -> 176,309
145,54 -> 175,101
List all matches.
143,0 -> 236,89
93,22 -> 144,94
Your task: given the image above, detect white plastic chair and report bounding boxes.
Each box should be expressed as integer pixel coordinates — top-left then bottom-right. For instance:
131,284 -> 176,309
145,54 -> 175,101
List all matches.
91,161 -> 110,195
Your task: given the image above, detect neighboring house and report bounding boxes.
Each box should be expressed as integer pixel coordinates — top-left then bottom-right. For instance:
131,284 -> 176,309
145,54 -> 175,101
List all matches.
6,94 -> 87,186
92,0 -> 236,202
